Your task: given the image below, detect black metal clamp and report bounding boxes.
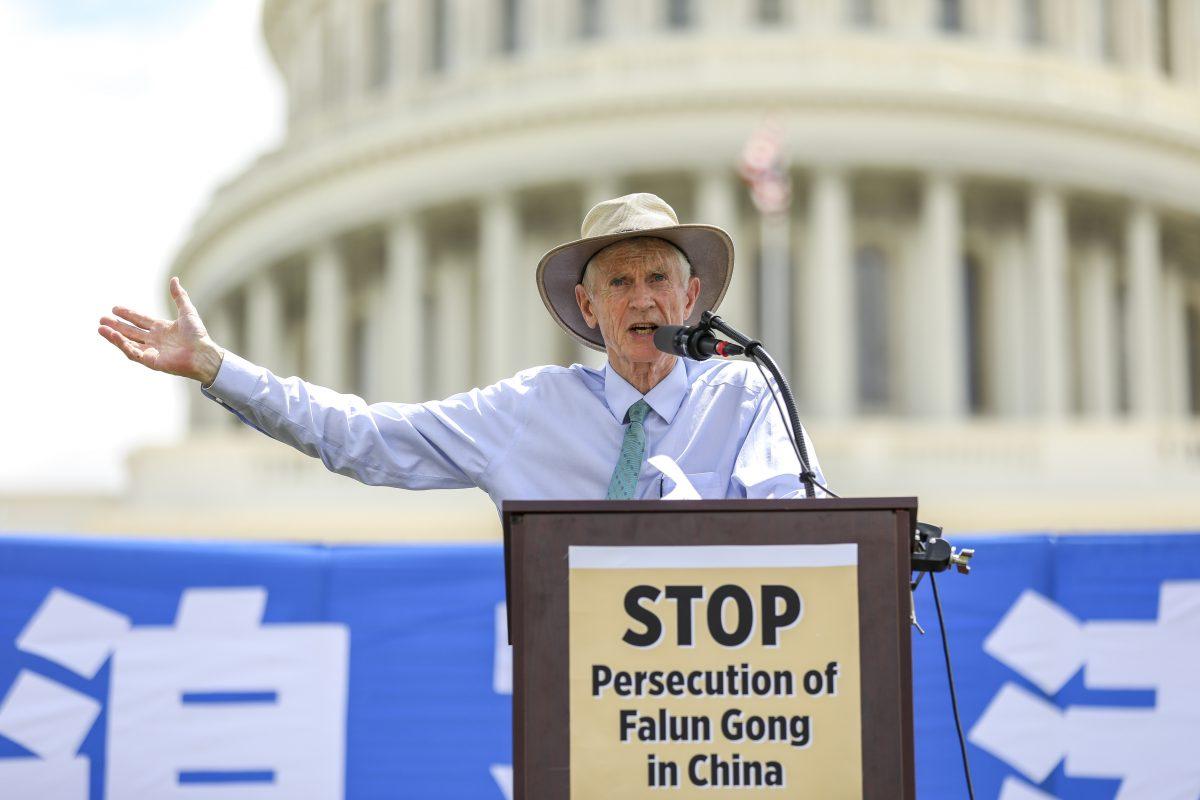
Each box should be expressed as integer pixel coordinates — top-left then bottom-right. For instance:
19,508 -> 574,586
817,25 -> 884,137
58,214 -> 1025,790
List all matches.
911,521 -> 974,577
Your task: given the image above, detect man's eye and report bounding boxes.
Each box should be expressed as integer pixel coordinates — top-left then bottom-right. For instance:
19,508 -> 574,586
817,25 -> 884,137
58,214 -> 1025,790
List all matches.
651,273 -> 666,282
609,277 -> 626,287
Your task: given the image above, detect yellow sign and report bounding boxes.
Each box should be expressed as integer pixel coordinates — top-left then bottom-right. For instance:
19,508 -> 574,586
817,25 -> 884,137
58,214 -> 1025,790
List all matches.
568,544 -> 862,798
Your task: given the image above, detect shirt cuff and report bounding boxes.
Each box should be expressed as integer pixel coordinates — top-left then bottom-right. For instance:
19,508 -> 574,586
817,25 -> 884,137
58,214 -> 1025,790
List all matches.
200,350 -> 265,406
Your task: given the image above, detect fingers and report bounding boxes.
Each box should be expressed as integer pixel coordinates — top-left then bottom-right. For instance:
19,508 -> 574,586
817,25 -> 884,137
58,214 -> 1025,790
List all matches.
99,315 -> 150,344
98,325 -> 150,367
170,276 -> 198,316
112,304 -> 159,330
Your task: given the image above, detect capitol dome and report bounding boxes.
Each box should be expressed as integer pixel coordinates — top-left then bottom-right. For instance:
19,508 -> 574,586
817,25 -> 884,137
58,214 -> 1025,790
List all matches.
137,0 -> 1200,538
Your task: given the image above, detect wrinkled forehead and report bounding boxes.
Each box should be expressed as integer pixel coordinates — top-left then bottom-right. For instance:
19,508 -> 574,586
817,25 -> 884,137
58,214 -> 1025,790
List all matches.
587,237 -> 688,275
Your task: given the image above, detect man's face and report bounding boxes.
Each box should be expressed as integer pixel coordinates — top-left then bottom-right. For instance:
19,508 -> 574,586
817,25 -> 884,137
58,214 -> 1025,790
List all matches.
574,238 -> 701,369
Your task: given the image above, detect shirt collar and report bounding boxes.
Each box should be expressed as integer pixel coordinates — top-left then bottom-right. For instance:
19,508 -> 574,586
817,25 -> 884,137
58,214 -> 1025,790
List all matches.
603,357 -> 689,424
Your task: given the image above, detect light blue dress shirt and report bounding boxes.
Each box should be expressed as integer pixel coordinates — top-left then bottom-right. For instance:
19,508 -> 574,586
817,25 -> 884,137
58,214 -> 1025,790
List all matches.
203,352 -> 826,508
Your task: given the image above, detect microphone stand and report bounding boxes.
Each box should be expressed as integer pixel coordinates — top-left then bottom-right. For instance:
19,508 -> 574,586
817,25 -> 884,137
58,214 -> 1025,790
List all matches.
700,314 -> 979,797
699,311 -> 817,499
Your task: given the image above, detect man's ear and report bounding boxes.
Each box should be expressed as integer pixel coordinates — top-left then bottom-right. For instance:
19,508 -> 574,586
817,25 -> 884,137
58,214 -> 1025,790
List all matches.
575,283 -> 597,328
682,275 -> 701,318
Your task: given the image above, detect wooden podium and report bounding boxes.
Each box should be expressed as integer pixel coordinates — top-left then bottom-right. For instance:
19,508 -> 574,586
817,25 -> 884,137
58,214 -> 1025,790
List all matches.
503,498 -> 918,800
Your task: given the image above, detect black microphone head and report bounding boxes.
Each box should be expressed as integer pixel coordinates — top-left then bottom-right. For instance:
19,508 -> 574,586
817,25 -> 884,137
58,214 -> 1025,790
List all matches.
653,325 -> 687,356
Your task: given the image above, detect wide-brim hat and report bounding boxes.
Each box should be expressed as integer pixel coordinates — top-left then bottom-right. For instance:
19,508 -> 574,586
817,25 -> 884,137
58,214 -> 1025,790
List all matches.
536,192 -> 734,352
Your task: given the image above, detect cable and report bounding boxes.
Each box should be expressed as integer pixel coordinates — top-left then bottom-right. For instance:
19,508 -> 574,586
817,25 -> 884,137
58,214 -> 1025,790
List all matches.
747,349 -> 840,498
700,312 -> 836,498
750,356 -> 800,454
930,572 -> 976,800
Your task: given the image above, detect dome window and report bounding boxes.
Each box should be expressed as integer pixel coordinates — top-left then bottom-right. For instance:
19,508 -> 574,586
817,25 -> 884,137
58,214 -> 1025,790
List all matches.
938,0 -> 964,34
664,0 -> 691,30
757,0 -> 785,26
579,0 -> 604,39
500,0 -> 522,55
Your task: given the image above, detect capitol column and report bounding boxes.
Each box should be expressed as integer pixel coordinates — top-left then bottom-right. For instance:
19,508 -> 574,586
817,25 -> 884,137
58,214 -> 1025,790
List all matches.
609,0 -> 654,37
1061,0 -> 1097,60
1030,184 -> 1069,418
1116,0 -> 1157,76
583,177 -> 618,218
378,215 -> 426,401
298,25 -> 321,113
1171,0 -> 1200,87
1163,266 -> 1189,418
574,178 -> 620,367
480,191 -> 520,382
804,0 -> 839,30
204,298 -> 234,360
284,40 -> 304,117
801,168 -> 854,417
915,172 -> 967,417
343,0 -> 368,94
697,0 -> 733,29
695,169 -> 750,330
888,0 -> 935,35
989,230 -> 1030,416
451,0 -> 486,71
1193,283 -> 1200,414
529,0 -> 562,51
1125,202 -> 1164,419
1077,241 -> 1118,417
307,241 -> 348,389
394,0 -> 422,84
978,0 -> 1019,46
192,297 -> 235,431
247,269 -> 285,374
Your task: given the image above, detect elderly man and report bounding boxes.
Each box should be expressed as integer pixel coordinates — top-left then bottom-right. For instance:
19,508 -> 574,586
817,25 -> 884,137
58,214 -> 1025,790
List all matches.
99,193 -> 824,503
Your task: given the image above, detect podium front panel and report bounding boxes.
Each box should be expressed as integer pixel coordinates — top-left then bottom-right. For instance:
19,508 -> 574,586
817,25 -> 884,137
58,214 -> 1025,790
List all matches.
504,498 -> 916,800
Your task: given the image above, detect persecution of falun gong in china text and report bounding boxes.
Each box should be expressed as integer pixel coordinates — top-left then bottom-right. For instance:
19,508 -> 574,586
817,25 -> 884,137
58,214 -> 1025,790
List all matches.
569,545 -> 863,798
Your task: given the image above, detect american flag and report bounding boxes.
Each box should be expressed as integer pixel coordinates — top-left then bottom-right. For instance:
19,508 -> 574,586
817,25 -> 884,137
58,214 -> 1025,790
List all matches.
738,116 -> 791,214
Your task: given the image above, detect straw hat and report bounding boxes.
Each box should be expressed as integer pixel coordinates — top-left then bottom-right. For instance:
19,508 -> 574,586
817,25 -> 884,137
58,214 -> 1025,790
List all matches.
536,193 -> 734,352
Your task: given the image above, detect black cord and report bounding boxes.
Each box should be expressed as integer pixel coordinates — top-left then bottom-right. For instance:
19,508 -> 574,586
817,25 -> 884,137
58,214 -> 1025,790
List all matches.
930,572 -> 976,800
750,356 -> 800,456
745,346 -> 812,486
747,350 -> 840,499
701,312 -> 836,498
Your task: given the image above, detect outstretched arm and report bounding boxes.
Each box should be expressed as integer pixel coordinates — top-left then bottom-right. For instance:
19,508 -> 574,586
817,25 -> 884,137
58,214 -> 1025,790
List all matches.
101,277 -> 532,494
98,277 -> 224,385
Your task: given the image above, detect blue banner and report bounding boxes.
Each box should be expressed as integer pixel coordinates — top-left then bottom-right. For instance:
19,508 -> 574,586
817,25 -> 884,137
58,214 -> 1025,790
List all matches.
0,532 -> 1197,799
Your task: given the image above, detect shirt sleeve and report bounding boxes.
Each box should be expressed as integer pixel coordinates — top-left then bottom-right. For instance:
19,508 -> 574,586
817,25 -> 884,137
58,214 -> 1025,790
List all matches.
200,351 -> 532,491
731,382 -> 829,500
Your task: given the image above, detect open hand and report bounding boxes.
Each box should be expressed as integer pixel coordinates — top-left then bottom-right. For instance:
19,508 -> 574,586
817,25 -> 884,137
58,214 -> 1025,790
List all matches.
98,277 -> 224,385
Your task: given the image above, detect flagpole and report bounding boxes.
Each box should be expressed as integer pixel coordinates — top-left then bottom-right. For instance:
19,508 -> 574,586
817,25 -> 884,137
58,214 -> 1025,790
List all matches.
758,209 -> 792,378
740,115 -> 793,378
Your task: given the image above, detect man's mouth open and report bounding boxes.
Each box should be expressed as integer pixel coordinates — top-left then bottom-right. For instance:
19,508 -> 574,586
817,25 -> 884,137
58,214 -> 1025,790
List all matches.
628,323 -> 659,336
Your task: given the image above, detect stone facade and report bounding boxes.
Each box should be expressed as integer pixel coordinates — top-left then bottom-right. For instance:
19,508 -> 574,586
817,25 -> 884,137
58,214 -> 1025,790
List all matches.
75,0 -> 1200,538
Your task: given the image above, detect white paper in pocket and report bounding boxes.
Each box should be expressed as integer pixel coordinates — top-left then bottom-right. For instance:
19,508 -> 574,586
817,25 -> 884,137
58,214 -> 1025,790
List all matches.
647,455 -> 702,500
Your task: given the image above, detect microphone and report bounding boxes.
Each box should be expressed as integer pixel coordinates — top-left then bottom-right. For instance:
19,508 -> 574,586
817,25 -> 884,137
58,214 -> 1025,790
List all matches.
653,324 -> 745,361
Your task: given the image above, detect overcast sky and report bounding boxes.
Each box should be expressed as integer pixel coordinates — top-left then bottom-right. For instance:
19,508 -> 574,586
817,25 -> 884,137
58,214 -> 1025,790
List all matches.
0,0 -> 283,491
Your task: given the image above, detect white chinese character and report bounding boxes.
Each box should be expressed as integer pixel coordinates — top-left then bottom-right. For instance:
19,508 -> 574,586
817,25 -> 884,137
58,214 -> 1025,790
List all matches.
0,586 -> 350,800
971,582 -> 1200,799
0,588 -> 127,800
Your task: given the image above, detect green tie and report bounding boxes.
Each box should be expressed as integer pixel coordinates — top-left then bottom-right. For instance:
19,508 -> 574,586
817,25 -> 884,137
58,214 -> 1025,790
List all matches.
606,399 -> 651,500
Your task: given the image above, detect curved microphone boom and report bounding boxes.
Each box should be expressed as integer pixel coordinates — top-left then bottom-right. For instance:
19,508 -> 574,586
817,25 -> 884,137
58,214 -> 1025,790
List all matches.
653,314 -> 821,499
671,312 -> 820,499
652,325 -> 745,361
